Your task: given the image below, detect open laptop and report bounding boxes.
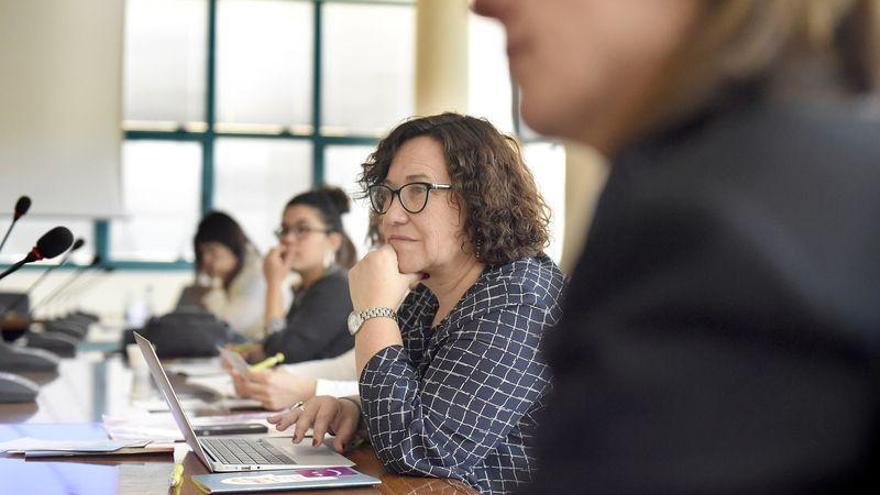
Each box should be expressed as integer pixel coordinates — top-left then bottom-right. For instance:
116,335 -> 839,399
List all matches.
134,332 -> 354,472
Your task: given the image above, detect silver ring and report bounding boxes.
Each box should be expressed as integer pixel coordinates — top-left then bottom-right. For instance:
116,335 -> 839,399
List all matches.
291,400 -> 305,412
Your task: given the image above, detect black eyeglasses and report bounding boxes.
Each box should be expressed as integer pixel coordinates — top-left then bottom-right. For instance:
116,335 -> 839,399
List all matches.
368,182 -> 453,214
274,225 -> 332,240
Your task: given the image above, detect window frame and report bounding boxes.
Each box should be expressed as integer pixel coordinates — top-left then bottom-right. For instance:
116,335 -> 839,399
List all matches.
105,0 -> 551,270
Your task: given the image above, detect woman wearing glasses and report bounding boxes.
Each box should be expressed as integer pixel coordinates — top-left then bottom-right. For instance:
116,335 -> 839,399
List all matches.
237,187 -> 357,365
228,187 -> 361,410
269,113 -> 567,494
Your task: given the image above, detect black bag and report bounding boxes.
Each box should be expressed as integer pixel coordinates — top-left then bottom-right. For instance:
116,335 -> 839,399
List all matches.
121,308 -> 246,359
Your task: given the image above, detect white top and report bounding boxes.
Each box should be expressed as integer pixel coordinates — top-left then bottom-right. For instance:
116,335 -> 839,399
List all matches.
201,245 -> 269,341
281,347 -> 358,398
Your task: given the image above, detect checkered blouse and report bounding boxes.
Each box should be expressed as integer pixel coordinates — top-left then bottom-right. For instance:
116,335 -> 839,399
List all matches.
359,254 -> 566,494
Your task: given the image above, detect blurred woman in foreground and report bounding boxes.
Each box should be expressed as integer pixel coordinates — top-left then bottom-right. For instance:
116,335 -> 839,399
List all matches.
475,0 -> 880,493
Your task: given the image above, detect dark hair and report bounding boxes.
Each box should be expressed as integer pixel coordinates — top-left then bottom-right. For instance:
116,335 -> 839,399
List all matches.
194,211 -> 252,288
359,113 -> 551,266
286,186 -> 357,269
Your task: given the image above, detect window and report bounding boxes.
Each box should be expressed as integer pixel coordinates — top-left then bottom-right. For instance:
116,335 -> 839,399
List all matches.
111,141 -> 202,262
523,143 -> 566,263
123,0 -> 207,128
322,2 -> 415,136
213,139 -> 313,252
215,0 -> 313,131
468,14 -> 514,133
113,0 -> 417,268
109,0 -> 564,269
323,145 -> 375,258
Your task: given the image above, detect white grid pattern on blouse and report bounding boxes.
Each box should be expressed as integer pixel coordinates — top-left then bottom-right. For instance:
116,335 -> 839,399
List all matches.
360,254 -> 566,494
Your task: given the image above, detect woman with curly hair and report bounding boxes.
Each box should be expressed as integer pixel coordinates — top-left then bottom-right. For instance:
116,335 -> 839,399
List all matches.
268,113 -> 567,494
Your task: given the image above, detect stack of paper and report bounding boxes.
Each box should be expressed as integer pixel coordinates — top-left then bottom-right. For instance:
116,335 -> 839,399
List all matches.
0,437 -> 164,458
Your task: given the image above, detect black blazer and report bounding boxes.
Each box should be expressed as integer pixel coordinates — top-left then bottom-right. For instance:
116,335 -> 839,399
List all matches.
524,94 -> 880,494
263,266 -> 354,364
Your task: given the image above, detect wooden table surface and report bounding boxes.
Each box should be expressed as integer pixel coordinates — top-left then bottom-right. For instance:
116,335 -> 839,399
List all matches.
0,352 -> 478,495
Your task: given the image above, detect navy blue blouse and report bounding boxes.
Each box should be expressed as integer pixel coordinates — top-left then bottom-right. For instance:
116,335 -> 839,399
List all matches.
359,254 -> 566,494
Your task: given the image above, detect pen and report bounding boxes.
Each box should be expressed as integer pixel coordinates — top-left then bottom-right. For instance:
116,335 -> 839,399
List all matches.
169,463 -> 183,488
249,352 -> 285,372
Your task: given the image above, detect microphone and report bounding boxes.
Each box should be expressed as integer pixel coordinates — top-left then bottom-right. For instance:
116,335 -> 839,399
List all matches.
3,238 -> 86,315
0,196 -> 32,253
0,226 -> 74,282
14,196 -> 31,221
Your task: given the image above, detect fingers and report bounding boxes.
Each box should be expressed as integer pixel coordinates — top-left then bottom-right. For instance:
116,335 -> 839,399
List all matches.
231,370 -> 257,396
231,371 -> 247,397
220,358 -> 232,372
280,248 -> 296,268
251,387 -> 273,408
292,404 -> 315,444
248,370 -> 270,384
330,415 -> 359,453
269,398 -> 349,449
309,402 -> 339,447
266,409 -> 297,431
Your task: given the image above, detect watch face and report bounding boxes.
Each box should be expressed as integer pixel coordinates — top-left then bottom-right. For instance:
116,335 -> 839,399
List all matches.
347,311 -> 361,334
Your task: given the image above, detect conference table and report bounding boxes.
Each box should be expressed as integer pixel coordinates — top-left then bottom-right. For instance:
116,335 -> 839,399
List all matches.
0,351 -> 477,495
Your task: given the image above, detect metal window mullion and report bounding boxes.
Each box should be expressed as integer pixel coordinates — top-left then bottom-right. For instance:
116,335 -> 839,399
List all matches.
94,219 -> 109,267
202,0 -> 218,215
312,0 -> 324,187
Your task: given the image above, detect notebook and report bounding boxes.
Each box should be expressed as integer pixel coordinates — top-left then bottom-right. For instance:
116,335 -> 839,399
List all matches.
191,466 -> 381,493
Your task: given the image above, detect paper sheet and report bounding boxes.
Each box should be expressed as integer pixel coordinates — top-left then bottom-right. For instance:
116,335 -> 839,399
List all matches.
0,437 -> 149,454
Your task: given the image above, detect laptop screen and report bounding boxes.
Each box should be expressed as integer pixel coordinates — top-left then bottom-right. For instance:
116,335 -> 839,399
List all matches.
134,332 -> 213,467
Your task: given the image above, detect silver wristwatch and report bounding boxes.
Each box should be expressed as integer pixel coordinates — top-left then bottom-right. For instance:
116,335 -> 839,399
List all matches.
347,307 -> 397,335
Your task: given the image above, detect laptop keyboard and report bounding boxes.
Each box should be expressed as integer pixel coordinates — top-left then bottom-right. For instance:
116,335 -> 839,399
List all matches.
202,437 -> 294,465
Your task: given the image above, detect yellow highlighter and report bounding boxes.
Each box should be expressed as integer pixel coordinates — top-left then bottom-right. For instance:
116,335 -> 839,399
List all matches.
168,463 -> 183,488
249,352 -> 285,372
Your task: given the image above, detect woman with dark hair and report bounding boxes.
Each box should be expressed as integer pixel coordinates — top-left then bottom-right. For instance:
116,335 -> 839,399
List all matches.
238,186 -> 357,365
268,114 -> 567,494
473,0 -> 880,493
188,211 -> 266,340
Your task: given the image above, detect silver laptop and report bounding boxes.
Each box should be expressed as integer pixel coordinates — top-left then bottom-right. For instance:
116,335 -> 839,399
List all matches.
134,332 -> 353,472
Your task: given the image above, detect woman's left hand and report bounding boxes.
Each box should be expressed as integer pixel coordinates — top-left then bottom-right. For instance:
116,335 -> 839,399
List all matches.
349,244 -> 420,312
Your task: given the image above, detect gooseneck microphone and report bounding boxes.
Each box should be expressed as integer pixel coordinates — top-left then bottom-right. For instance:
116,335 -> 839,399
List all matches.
5,238 -> 86,314
0,196 -> 32,253
0,226 -> 74,282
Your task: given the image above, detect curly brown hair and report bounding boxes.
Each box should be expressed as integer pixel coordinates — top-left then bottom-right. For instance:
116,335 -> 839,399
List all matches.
359,113 -> 550,266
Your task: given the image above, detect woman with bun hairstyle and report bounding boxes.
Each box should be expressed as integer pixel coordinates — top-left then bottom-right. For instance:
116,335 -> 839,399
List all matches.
240,186 -> 357,365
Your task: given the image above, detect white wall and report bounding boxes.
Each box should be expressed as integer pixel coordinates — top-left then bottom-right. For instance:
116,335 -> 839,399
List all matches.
0,0 -> 124,218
